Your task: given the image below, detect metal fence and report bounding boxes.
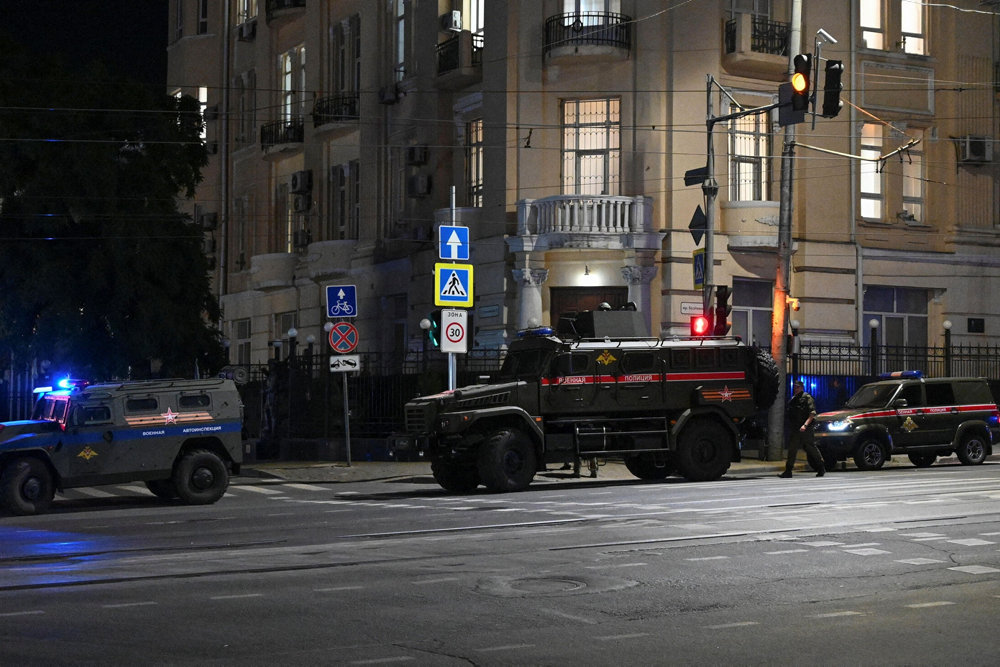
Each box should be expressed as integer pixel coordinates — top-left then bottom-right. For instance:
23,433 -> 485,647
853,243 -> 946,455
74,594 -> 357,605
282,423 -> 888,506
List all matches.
5,342 -> 1000,455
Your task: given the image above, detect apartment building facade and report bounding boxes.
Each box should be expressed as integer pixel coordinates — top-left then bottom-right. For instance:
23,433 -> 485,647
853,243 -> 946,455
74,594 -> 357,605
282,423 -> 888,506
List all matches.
166,0 -> 1000,370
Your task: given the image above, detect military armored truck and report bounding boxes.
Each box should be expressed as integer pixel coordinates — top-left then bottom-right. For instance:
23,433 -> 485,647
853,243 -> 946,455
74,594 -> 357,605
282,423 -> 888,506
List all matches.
0,378 -> 244,515
403,310 -> 778,493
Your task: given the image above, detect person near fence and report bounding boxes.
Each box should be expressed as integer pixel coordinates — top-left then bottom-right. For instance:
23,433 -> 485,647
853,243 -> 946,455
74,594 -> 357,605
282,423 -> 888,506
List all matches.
780,380 -> 825,478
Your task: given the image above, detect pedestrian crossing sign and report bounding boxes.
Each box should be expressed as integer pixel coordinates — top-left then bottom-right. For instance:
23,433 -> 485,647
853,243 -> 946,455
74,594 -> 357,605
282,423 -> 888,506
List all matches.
435,263 -> 474,307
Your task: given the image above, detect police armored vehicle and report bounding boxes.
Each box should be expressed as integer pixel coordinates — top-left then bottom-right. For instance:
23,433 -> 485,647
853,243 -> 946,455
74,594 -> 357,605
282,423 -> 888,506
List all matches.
404,309 -> 779,492
0,377 -> 244,515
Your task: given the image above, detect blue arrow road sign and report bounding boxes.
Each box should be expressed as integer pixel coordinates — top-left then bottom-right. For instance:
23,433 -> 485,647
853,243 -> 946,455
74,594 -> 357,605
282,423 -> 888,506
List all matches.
439,225 -> 470,261
326,284 -> 357,318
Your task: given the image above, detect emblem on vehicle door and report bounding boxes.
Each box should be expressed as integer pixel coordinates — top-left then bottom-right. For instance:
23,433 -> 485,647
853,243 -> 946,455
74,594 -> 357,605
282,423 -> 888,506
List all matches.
596,351 -> 617,365
902,416 -> 918,432
77,446 -> 98,461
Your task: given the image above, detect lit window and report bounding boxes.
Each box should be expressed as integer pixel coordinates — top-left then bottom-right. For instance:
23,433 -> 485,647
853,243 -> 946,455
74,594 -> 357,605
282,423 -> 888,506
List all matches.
466,118 -> 483,207
280,46 -> 306,123
902,129 -> 924,223
562,98 -> 620,195
900,0 -> 925,55
859,0 -> 883,50
860,123 -> 883,220
730,105 -> 770,201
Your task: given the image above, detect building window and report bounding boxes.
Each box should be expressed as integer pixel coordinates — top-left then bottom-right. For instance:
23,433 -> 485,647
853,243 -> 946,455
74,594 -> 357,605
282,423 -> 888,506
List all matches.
280,45 -> 306,124
728,0 -> 771,18
864,286 -> 928,349
901,128 -> 924,223
466,118 -> 483,207
274,312 -> 297,344
232,318 -> 251,366
197,0 -> 208,34
859,0 -> 925,55
563,0 -> 621,17
732,278 -> 773,347
198,86 -> 208,140
730,105 -> 770,201
275,182 -> 294,253
233,193 -> 252,270
860,123 -> 883,220
466,0 -> 485,36
562,98 -> 620,196
236,0 -> 257,24
900,0 -> 925,55
235,70 -> 256,149
328,161 -> 360,240
391,0 -> 405,82
859,0 -> 883,49
330,14 -> 361,94
174,0 -> 184,41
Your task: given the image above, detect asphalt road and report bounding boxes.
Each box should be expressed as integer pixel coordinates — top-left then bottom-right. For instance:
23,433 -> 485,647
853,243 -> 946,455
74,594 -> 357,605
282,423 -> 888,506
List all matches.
2,462 -> 1000,665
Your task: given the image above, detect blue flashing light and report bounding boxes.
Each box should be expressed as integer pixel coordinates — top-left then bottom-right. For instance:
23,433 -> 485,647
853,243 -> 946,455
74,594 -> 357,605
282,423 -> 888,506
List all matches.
879,370 -> 923,379
33,386 -> 54,395
518,326 -> 555,337
57,378 -> 89,391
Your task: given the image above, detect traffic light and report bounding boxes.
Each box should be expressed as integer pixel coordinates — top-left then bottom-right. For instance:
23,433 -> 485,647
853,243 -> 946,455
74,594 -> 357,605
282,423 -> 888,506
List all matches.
424,309 -> 442,348
690,314 -> 712,337
714,285 -> 732,336
821,59 -> 844,118
791,53 -> 812,112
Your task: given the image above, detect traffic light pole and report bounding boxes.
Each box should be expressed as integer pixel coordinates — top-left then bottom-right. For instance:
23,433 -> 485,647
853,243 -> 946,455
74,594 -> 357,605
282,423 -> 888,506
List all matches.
766,0 -> 802,462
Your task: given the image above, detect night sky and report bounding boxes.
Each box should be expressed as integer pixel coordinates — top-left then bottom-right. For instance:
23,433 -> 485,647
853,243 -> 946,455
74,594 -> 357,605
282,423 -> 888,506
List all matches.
0,0 -> 169,87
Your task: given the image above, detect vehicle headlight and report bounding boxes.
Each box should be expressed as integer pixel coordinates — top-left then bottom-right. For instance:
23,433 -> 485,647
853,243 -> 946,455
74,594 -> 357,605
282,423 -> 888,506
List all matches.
825,420 -> 853,432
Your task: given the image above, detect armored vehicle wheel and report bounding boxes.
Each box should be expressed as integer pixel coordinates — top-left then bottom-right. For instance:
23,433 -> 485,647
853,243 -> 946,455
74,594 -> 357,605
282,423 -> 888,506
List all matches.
477,428 -> 536,492
676,419 -> 732,482
0,457 -> 55,516
173,449 -> 229,505
956,432 -> 987,465
908,453 -> 936,468
432,460 -> 479,493
853,438 -> 887,470
752,348 -> 780,410
624,454 -> 673,480
145,479 -> 179,500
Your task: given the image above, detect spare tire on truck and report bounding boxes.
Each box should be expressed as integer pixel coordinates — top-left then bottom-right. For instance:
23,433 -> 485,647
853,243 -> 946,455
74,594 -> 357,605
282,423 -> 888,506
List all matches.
750,347 -> 780,410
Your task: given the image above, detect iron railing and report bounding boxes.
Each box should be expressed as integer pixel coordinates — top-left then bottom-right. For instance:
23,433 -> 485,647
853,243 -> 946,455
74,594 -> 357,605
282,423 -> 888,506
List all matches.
312,94 -> 359,126
543,12 -> 631,56
436,32 -> 484,75
260,117 -> 304,150
265,0 -> 305,24
725,15 -> 789,56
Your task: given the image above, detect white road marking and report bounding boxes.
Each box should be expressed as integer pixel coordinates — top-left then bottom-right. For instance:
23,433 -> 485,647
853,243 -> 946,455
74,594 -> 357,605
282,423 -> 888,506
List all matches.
949,565 -> 1000,575
475,644 -> 535,653
896,558 -> 945,565
843,548 -> 892,556
102,601 -> 158,609
765,549 -> 810,555
411,577 -> 460,585
801,541 -> 844,547
283,483 -> 331,492
595,633 -> 650,641
707,621 -> 759,629
349,658 -> 415,665
906,601 -> 955,608
686,556 -> 729,561
314,586 -> 364,592
73,487 -> 116,498
210,593 -> 265,600
0,610 -> 44,617
237,485 -> 285,495
813,611 -> 864,618
539,608 -> 598,624
947,538 -> 995,547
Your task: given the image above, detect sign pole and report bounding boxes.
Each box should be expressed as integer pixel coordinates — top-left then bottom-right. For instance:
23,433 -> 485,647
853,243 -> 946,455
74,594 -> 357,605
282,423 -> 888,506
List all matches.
448,186 -> 458,390
342,372 -> 351,466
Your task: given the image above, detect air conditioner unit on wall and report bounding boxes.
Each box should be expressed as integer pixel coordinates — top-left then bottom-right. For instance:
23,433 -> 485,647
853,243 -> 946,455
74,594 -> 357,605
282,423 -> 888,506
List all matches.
237,20 -> 257,42
957,135 -> 994,164
290,169 -> 312,194
406,145 -> 428,165
440,10 -> 462,32
293,194 -> 311,212
407,174 -> 432,197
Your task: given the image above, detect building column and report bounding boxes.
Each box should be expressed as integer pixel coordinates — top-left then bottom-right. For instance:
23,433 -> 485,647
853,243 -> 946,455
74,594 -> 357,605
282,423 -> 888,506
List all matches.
621,265 -> 658,334
512,268 -> 549,330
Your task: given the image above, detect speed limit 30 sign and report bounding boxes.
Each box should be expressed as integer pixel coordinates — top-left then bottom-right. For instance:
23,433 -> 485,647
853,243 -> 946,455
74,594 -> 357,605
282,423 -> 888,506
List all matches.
440,308 -> 468,353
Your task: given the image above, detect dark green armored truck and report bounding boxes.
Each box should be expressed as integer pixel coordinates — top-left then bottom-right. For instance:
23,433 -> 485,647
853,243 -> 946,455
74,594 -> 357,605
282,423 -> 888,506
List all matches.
403,311 -> 779,493
0,378 -> 244,515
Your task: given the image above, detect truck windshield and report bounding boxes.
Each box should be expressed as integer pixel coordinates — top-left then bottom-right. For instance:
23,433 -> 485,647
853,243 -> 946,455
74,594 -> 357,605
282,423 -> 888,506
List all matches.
497,349 -> 549,382
845,382 -> 900,409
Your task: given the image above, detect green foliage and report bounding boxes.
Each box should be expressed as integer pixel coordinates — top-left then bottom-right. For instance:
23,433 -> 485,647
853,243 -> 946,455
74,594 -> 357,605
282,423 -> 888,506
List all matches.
0,37 -> 222,379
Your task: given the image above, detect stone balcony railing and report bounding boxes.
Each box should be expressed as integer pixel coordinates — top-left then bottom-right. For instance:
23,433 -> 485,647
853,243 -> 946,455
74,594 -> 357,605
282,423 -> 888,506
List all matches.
513,194 -> 660,251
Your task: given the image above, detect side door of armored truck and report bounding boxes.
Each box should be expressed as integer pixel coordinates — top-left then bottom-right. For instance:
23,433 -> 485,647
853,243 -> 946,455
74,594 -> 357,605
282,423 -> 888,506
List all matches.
614,350 -> 664,413
542,351 -> 596,414
61,400 -> 120,486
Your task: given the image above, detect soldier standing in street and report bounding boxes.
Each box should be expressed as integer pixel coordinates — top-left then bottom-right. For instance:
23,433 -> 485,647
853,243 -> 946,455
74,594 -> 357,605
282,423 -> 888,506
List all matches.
780,380 -> 825,478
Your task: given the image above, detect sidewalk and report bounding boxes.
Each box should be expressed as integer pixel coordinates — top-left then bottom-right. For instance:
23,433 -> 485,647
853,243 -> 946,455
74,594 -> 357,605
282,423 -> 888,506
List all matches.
237,456 -> 791,485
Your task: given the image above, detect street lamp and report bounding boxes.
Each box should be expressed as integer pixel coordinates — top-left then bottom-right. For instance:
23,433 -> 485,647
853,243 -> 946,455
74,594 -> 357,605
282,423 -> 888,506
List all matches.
287,327 -> 298,360
271,339 -> 282,361
943,319 -> 953,376
868,318 -> 880,377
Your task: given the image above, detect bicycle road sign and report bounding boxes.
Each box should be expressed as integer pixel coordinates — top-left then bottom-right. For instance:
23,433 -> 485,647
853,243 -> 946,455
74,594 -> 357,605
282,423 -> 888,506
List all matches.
328,322 -> 359,353
325,284 -> 357,318
434,263 -> 473,308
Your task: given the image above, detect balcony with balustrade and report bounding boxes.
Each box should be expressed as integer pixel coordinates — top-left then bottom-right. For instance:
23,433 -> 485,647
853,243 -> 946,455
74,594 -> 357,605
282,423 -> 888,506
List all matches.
510,195 -> 661,253
260,117 -> 304,155
436,32 -> 483,89
312,94 -> 359,129
543,12 -> 632,65
265,0 -> 305,25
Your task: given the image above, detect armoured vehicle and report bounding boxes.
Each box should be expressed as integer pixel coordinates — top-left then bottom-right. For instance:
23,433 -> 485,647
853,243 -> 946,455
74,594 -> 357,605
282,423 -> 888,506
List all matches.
0,378 -> 244,515
814,372 -> 999,470
403,310 -> 779,492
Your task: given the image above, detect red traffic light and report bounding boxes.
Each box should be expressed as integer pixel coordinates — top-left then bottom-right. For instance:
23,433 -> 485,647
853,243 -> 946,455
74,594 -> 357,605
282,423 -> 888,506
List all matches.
690,315 -> 711,337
